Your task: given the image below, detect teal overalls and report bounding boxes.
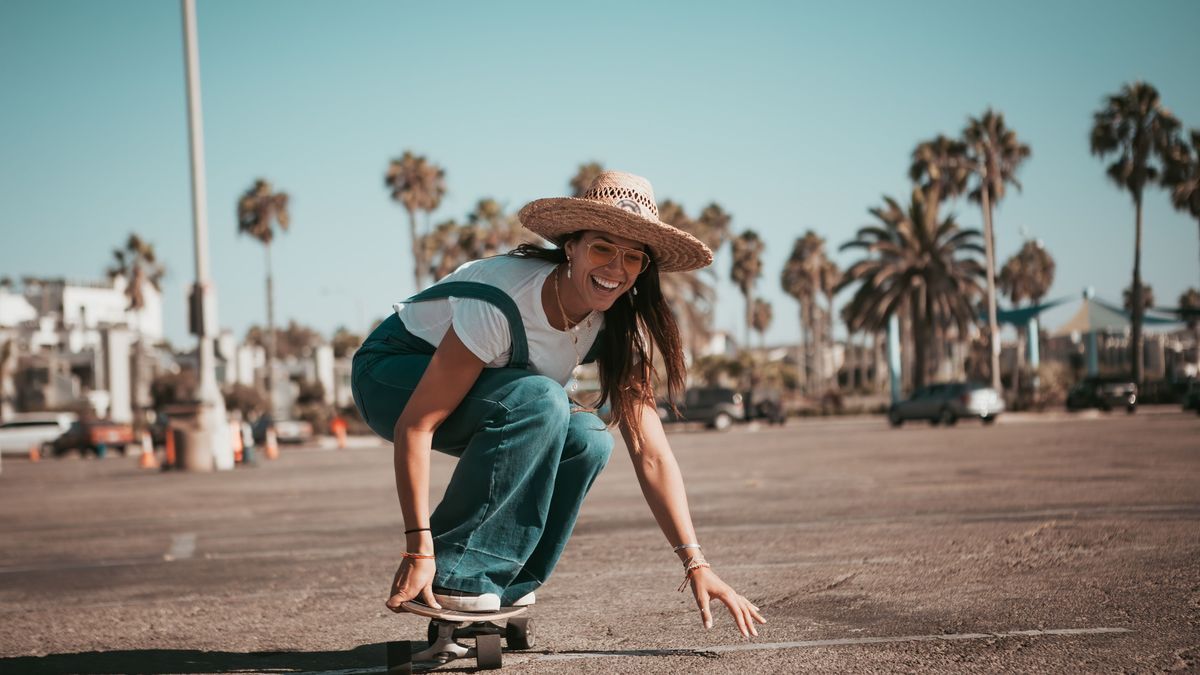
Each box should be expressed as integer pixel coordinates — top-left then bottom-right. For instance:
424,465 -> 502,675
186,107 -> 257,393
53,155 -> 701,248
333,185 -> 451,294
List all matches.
351,282 -> 613,605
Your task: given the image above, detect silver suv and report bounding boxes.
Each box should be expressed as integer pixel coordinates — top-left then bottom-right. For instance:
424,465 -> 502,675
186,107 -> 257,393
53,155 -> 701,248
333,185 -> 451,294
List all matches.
888,382 -> 1004,427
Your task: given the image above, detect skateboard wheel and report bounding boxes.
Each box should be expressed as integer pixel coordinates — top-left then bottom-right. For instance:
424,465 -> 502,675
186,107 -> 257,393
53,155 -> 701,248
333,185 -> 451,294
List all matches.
476,633 -> 503,669
505,617 -> 533,650
385,640 -> 413,674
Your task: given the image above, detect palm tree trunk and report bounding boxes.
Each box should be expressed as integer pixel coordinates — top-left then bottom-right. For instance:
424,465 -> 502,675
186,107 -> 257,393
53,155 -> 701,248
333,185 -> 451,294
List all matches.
1131,191 -> 1144,385
910,289 -> 927,389
407,207 -> 423,291
265,242 -> 277,415
743,291 -> 753,354
980,187 -> 1002,394
826,292 -> 836,389
796,308 -> 806,395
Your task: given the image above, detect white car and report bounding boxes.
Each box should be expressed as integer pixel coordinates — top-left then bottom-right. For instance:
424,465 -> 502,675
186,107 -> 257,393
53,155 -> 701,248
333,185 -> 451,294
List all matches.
0,413 -> 78,455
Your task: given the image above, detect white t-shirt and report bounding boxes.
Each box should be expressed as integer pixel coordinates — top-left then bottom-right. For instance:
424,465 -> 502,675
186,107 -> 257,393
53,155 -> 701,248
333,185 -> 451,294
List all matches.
393,256 -> 603,386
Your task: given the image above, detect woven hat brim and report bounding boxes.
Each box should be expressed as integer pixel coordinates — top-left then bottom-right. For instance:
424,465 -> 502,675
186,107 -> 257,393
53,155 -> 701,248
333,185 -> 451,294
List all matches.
518,198 -> 713,273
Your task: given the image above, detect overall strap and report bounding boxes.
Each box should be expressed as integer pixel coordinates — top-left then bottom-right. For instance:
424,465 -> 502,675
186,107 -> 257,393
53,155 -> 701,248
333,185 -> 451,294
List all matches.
403,281 -> 531,369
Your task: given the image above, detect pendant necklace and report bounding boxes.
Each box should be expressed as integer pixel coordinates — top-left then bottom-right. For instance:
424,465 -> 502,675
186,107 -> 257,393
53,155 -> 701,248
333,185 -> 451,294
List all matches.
554,266 -> 584,367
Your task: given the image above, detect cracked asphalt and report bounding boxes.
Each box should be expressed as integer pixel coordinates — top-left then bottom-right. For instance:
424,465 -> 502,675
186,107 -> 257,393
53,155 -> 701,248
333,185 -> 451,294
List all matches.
0,408 -> 1197,673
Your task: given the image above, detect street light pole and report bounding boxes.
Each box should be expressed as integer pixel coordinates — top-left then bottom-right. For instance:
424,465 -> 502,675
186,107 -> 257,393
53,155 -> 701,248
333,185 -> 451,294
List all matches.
181,0 -> 229,471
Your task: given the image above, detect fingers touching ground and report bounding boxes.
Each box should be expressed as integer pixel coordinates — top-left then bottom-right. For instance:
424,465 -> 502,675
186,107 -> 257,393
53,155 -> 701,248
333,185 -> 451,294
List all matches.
717,593 -> 767,638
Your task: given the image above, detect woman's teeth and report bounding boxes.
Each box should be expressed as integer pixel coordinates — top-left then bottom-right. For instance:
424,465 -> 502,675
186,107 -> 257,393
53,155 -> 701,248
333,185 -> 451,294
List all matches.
591,275 -> 619,292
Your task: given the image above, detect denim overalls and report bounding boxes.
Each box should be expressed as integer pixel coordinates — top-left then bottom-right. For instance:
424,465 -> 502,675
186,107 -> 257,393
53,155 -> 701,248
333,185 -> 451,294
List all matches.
351,281 -> 613,605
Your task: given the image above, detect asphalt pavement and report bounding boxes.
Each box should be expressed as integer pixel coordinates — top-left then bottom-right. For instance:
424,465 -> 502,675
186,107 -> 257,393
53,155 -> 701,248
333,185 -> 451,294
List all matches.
0,407 -> 1197,673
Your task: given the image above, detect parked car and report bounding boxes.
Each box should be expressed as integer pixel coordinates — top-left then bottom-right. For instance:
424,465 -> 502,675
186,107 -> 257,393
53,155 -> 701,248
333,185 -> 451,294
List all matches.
50,419 -> 135,456
252,416 -> 314,444
1181,380 -> 1200,415
888,382 -> 1004,427
657,387 -> 745,431
1066,376 -> 1137,413
0,413 -> 78,456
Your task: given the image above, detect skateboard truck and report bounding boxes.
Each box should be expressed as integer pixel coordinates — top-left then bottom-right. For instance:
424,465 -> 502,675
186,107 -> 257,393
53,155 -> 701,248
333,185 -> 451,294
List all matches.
387,601 -> 532,672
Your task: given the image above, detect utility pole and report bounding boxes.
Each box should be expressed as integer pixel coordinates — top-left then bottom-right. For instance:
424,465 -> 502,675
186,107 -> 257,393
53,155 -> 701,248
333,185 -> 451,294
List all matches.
181,0 -> 230,471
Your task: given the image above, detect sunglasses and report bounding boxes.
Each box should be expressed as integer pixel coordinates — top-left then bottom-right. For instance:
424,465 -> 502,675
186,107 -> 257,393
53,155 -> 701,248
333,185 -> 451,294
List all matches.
584,240 -> 652,276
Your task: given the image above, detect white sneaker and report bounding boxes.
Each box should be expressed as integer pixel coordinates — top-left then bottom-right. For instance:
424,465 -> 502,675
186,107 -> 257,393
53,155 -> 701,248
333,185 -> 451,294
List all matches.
508,591 -> 536,607
432,588 -> 501,613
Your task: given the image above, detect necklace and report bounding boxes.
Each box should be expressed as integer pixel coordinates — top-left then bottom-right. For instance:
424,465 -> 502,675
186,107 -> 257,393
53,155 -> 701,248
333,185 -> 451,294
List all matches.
553,265 -> 590,366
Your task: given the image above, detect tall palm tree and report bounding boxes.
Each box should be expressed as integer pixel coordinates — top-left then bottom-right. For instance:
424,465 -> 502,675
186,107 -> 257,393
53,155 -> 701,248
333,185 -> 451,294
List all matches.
781,232 -> 825,393
107,233 -> 165,419
1123,283 -> 1155,314
963,109 -> 1032,393
819,258 -> 842,389
694,203 -> 733,255
998,240 -> 1056,394
1164,130 -> 1200,284
838,189 -> 986,389
569,162 -> 605,198
750,298 -> 773,351
385,151 -> 447,291
910,135 -> 971,227
658,200 -> 718,363
731,230 -> 765,351
1091,82 -> 1182,385
422,198 -> 538,282
237,178 -> 291,412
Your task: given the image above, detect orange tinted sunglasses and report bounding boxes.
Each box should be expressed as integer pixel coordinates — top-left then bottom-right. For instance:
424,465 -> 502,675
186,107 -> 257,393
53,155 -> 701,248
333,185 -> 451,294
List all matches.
585,240 -> 651,276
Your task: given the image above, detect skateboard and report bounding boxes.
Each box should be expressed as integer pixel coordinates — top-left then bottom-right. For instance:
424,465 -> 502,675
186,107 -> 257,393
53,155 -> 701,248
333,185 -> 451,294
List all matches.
386,600 -> 533,672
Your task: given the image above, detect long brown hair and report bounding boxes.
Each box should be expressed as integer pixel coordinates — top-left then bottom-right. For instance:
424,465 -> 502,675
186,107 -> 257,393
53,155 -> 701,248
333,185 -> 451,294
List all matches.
508,236 -> 685,448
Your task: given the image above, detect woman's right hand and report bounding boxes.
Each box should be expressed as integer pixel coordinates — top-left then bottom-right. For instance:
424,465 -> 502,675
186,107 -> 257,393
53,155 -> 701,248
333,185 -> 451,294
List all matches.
385,557 -> 441,611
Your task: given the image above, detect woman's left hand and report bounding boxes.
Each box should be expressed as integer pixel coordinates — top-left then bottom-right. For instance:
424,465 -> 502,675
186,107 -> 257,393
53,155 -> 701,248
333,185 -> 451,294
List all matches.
687,567 -> 767,637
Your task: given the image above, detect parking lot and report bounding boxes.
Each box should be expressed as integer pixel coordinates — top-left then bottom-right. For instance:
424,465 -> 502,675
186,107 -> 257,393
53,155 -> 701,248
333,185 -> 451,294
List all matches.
0,408 -> 1197,673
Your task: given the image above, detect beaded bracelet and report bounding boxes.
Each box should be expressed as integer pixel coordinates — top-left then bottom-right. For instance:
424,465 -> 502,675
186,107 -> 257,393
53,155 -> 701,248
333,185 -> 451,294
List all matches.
677,561 -> 712,592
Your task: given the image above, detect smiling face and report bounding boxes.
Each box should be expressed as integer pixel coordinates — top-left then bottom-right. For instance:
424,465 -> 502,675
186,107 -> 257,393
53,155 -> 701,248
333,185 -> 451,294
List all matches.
561,230 -> 651,314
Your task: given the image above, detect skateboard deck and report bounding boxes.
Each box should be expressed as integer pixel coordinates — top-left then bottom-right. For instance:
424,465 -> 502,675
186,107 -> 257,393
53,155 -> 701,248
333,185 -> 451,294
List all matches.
387,601 -> 533,673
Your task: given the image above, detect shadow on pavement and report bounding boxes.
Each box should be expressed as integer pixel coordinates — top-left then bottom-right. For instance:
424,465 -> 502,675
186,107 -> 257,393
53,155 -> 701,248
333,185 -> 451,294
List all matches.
0,643 -> 387,674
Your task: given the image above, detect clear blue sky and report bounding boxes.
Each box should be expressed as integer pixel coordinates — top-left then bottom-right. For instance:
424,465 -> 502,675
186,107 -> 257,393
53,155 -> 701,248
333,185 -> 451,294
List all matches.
2,0 -> 1198,348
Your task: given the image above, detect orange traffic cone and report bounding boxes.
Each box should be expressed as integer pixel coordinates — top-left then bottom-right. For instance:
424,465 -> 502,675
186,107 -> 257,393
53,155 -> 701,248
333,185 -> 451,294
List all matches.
29,444 -> 40,462
265,427 -> 279,460
138,430 -> 158,469
164,423 -> 176,469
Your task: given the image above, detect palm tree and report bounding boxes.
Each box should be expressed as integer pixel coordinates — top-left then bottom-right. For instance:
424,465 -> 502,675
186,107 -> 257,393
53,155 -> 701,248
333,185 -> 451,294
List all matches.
658,200 -> 718,364
237,178 -> 291,412
1091,82 -> 1182,385
781,232 -> 825,393
963,109 -> 1032,393
838,189 -> 986,389
910,135 -> 971,226
106,233 -> 165,420
694,203 -> 733,255
1164,130 -> 1200,284
422,198 -> 538,282
731,230 -> 765,351
819,258 -> 842,389
750,298 -> 773,351
569,162 -> 605,198
385,151 -> 447,290
1123,283 -> 1155,314
998,240 -> 1056,395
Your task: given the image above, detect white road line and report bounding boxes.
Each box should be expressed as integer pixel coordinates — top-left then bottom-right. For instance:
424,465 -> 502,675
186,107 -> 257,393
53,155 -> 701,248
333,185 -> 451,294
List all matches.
536,627 -> 1133,661
293,626 -> 1134,674
164,532 -> 196,561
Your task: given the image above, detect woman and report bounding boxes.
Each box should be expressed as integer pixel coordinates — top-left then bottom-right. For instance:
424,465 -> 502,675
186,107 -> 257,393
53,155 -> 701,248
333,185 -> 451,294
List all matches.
352,171 -> 766,637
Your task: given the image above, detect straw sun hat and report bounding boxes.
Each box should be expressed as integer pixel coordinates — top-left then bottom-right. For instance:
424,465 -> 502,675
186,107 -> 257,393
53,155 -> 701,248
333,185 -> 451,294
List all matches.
518,171 -> 713,273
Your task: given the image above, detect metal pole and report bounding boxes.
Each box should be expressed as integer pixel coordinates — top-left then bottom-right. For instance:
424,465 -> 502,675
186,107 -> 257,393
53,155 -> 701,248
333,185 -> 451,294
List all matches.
1027,316 -> 1040,393
182,0 -> 230,471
